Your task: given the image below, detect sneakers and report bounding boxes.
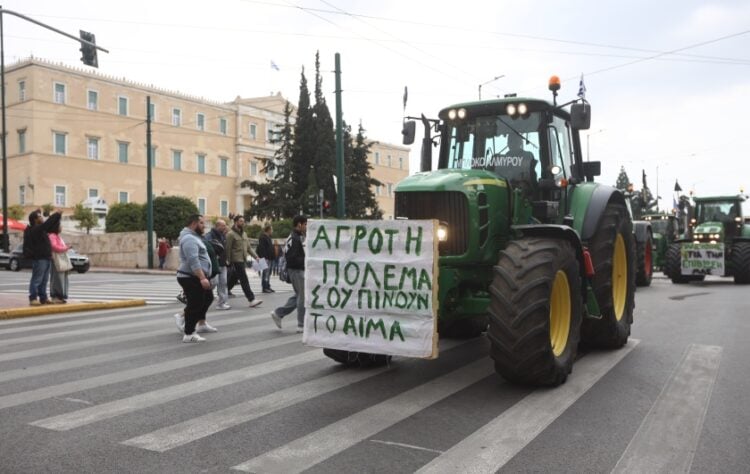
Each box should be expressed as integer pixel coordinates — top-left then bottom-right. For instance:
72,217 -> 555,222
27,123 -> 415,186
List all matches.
182,333 -> 206,343
296,327 -> 304,333
262,288 -> 275,294
216,303 -> 232,310
50,297 -> 65,304
174,313 -> 185,333
270,311 -> 282,329
29,300 -> 41,307
196,323 -> 218,333
40,299 -> 53,305
248,299 -> 263,308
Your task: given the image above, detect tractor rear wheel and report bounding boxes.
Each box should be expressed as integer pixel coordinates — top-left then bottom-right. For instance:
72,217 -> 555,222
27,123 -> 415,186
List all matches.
636,234 -> 653,287
732,242 -> 750,284
580,202 -> 635,349
322,348 -> 392,368
487,238 -> 582,387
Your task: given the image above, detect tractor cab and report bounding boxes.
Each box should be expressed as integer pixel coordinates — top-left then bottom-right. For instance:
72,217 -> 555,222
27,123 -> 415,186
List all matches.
691,196 -> 745,243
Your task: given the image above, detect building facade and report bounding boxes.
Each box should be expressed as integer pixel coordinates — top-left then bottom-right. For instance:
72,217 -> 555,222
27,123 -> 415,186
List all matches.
4,58 -> 409,225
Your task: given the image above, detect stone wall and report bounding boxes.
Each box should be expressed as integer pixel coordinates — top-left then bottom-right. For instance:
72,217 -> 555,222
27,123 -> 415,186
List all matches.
63,231 -> 167,269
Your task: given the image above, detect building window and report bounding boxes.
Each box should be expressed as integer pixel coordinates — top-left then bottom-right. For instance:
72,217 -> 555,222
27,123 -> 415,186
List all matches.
172,108 -> 181,126
250,161 -> 258,176
118,141 -> 129,163
220,117 -> 227,135
119,191 -> 129,204
53,132 -> 67,155
250,123 -> 257,140
172,150 -> 182,170
19,185 -> 25,205
197,113 -> 205,131
146,146 -> 157,167
88,188 -> 99,198
387,183 -> 393,196
88,90 -> 98,110
387,155 -> 392,167
87,137 -> 99,160
118,97 -> 129,116
267,126 -> 275,142
19,80 -> 26,101
54,82 -> 66,104
399,156 -> 403,169
18,129 -> 26,154
220,157 -> 228,177
220,200 -> 228,217
197,154 -> 206,174
375,185 -> 381,196
374,152 -> 380,165
54,185 -> 66,206
197,198 -> 206,215
148,102 -> 156,120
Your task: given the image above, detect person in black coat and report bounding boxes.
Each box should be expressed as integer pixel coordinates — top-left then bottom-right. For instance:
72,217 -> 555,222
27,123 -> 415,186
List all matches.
256,223 -> 275,293
23,210 -> 62,305
270,215 -> 307,332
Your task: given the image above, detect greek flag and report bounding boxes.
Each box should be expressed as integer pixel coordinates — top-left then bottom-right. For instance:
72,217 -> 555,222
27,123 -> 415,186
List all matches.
577,74 -> 586,99
270,60 -> 280,71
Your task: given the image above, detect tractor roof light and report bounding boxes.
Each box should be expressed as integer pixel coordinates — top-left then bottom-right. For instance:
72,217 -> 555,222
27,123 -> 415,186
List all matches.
506,104 -> 517,116
457,108 -> 466,119
548,75 -> 561,92
447,109 -> 457,120
517,103 -> 528,115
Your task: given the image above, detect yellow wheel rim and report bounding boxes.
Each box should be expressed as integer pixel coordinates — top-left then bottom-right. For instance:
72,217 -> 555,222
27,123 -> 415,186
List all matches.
612,233 -> 627,321
550,270 -> 571,357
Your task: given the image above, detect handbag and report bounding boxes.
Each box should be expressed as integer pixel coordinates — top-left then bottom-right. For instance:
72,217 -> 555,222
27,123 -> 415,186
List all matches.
52,251 -> 73,272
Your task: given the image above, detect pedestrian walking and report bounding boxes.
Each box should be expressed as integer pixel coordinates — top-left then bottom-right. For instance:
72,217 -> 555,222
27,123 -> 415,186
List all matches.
157,237 -> 170,269
225,215 -> 263,308
48,221 -> 71,304
23,209 -> 62,306
256,223 -> 275,293
175,214 -> 216,342
207,219 -> 231,310
271,215 -> 307,333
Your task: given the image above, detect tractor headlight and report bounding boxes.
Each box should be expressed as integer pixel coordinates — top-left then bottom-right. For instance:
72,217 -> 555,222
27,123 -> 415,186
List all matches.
437,224 -> 448,242
712,233 -> 720,239
709,240 -> 717,244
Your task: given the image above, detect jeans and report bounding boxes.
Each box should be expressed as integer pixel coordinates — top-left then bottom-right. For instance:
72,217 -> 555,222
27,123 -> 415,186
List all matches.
261,268 -> 271,291
273,268 -> 305,328
159,256 -> 166,269
29,259 -> 51,302
229,262 -> 256,302
177,276 -> 214,335
216,266 -> 228,305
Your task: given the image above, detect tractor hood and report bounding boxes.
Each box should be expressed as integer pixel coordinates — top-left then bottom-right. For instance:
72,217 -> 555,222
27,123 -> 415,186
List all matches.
396,168 -> 507,193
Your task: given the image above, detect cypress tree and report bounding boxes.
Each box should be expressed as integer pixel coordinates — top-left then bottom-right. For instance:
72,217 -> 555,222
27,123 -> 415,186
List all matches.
311,51 -> 337,210
345,122 -> 383,219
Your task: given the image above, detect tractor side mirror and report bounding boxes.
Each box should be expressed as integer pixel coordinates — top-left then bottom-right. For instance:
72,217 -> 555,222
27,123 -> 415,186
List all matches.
582,161 -> 601,182
402,120 -> 416,145
570,103 -> 591,130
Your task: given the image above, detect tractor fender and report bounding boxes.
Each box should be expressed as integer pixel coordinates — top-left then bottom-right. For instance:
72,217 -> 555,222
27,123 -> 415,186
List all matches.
633,221 -> 652,243
513,224 -> 586,279
580,185 -> 628,241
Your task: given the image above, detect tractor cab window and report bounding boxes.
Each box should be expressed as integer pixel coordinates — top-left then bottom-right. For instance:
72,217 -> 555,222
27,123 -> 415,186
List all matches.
445,112 -> 542,190
547,116 -> 573,179
696,201 -> 737,223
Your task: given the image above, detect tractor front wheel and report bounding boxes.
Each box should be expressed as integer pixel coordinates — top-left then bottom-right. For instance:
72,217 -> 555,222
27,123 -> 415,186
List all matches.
580,201 -> 635,349
487,238 -> 582,387
732,242 -> 750,284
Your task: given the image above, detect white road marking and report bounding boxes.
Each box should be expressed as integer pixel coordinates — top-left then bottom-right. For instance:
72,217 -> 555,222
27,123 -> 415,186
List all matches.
232,358 -> 493,473
370,440 -> 444,455
611,344 -> 722,474
416,339 -> 639,474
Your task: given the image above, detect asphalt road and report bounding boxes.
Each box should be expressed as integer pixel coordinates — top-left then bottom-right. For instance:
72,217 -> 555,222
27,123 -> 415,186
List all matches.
0,271 -> 748,473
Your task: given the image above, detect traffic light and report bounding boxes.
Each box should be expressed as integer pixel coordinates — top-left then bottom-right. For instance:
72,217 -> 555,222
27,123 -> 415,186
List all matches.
307,193 -> 317,215
79,30 -> 98,68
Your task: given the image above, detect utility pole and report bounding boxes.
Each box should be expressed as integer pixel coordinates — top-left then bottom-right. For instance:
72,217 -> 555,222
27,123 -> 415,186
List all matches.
146,96 -> 154,268
334,53 -> 345,218
0,7 -> 108,251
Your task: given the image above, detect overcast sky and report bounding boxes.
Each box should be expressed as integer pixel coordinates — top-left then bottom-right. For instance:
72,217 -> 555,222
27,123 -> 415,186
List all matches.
4,0 -> 750,208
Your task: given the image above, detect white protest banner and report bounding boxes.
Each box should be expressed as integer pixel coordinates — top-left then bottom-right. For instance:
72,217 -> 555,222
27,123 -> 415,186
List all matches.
681,243 -> 725,276
302,219 -> 439,359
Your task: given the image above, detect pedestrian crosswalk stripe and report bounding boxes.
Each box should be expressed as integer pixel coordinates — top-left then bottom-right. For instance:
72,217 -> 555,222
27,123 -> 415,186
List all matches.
612,344 -> 721,474
0,332 -> 300,410
1,307 -> 172,335
232,358 -> 494,473
30,349 -> 324,431
415,340 -> 640,474
121,338 -> 470,453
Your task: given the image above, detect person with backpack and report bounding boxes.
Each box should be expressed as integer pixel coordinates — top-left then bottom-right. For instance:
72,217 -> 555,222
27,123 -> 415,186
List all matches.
270,215 -> 307,333
23,209 -> 62,306
207,219 -> 231,310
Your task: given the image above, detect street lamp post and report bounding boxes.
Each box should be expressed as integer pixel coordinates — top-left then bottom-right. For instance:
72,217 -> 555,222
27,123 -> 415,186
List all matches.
586,128 -> 605,162
478,75 -> 505,100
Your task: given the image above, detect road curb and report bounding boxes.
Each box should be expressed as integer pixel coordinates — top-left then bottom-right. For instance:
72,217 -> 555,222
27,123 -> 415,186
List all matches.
0,299 -> 147,320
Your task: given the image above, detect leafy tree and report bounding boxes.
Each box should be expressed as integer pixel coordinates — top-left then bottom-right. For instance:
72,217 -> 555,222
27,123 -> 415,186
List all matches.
272,219 -> 293,238
106,202 -> 146,233
345,122 -> 383,219
72,203 -> 98,234
41,203 -> 54,217
151,195 -> 199,241
615,166 -> 631,192
7,204 -> 25,220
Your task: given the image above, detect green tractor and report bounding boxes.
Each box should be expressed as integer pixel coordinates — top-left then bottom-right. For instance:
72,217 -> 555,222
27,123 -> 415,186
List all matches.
390,77 -> 636,386
664,195 -> 750,284
643,213 -> 681,271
